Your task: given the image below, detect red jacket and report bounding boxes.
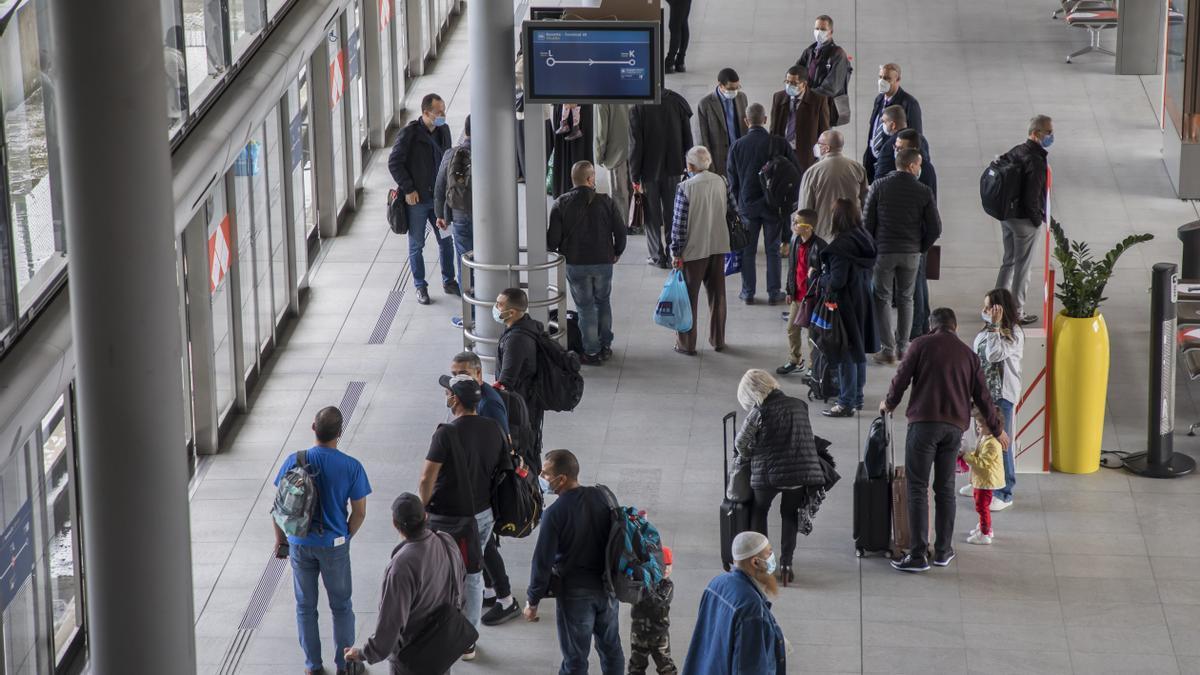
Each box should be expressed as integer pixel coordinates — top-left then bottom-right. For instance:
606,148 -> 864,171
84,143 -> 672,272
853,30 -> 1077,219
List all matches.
884,328 -> 1003,436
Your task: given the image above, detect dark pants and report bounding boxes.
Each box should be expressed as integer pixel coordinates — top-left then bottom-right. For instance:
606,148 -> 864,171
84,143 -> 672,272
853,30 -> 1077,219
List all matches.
677,254 -> 727,352
481,533 -> 511,598
642,176 -> 680,265
556,587 -> 624,675
750,487 -> 804,566
665,0 -> 692,63
909,253 -> 930,340
740,216 -> 783,300
405,201 -> 456,289
905,422 -> 964,559
837,359 -> 866,409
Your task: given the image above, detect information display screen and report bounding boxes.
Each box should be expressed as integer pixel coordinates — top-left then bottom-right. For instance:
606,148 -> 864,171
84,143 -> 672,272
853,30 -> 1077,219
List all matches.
523,21 -> 661,104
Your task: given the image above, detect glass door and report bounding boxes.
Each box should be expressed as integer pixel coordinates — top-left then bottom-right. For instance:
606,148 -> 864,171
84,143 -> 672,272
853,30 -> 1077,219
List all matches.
264,107 -> 288,326
289,74 -> 315,290
327,25 -> 348,212
206,187 -> 236,420
35,399 -> 81,665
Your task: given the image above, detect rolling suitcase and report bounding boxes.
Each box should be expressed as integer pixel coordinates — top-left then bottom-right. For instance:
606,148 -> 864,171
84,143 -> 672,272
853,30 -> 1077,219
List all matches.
889,415 -> 913,558
719,411 -> 752,571
853,415 -> 892,557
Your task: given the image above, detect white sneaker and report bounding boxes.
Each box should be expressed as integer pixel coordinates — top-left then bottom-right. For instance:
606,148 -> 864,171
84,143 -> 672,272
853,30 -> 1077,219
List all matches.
990,498 -> 1013,512
967,531 -> 993,545
959,484 -> 974,497
969,525 -> 981,537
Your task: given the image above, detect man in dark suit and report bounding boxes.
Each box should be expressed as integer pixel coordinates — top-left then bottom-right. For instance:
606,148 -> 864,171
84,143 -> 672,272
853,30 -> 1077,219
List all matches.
697,67 -> 748,177
864,63 -> 922,182
630,88 -> 694,268
727,103 -> 801,305
871,107 -> 932,181
769,67 -> 830,175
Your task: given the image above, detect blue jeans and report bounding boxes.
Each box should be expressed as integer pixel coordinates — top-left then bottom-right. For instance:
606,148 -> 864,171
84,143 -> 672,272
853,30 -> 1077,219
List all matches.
837,359 -> 866,409
464,508 -> 494,629
451,216 -> 473,288
565,264 -> 614,356
406,200 -> 456,288
739,215 -> 783,300
290,542 -> 354,671
996,398 -> 1017,502
555,587 -> 624,675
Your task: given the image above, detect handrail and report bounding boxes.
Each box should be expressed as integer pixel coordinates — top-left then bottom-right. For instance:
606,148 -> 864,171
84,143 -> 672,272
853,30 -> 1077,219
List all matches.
460,248 -> 568,364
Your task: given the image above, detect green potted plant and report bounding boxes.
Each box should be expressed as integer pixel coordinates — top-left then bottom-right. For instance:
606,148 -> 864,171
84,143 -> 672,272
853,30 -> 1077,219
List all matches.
1049,219 -> 1153,473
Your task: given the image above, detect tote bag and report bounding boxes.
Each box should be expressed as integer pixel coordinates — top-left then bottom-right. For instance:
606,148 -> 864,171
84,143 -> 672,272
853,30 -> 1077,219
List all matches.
653,270 -> 693,333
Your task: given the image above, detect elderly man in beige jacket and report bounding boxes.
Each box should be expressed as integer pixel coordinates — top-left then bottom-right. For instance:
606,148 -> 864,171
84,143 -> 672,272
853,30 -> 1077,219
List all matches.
797,129 -> 868,240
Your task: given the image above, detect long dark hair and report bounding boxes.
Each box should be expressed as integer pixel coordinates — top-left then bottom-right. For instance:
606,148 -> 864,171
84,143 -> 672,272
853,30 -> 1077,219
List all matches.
830,198 -> 862,236
985,287 -> 1020,334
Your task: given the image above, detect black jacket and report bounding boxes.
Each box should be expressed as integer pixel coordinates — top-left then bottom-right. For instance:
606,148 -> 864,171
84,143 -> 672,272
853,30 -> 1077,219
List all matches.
864,171 -> 941,255
749,390 -> 824,490
727,127 -> 798,221
863,88 -> 923,181
547,187 -> 628,265
819,227 -> 879,362
794,40 -> 850,123
629,89 -> 694,183
1007,139 -> 1049,224
389,119 -> 452,202
871,133 -> 936,197
785,234 -> 827,300
498,315 -> 541,401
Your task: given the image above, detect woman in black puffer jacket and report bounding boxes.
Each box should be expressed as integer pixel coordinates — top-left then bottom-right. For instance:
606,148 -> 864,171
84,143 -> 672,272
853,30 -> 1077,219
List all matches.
734,369 -> 825,583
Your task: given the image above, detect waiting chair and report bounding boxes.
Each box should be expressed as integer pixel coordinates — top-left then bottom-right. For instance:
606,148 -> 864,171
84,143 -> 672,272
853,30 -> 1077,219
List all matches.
1178,290 -> 1200,435
1064,3 -> 1118,63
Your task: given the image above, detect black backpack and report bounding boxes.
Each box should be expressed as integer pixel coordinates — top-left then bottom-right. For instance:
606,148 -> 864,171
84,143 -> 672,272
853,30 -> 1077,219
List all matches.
491,453 -> 543,538
445,145 -> 472,212
805,338 -> 840,402
496,388 -> 538,470
759,152 -> 802,216
863,416 -> 889,480
515,325 -> 585,413
979,152 -> 1024,221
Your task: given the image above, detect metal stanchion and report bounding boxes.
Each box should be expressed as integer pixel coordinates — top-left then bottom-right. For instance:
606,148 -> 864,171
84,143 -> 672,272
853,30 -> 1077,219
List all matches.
459,249 -> 568,368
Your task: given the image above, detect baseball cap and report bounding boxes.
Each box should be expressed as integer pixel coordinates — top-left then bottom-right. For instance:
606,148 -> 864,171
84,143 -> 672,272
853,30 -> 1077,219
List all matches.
662,545 -> 673,566
391,493 -> 425,529
439,373 -> 482,407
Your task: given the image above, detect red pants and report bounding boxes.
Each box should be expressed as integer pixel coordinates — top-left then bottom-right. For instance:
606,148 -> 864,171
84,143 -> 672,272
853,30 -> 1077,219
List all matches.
974,489 -> 992,536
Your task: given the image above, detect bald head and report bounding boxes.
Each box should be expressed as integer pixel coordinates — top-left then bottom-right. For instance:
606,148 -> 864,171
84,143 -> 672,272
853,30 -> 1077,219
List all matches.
570,160 -> 595,188
820,129 -> 844,151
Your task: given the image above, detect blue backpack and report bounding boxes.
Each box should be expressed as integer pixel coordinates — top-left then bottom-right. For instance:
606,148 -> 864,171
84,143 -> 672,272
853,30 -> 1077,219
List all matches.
596,485 -> 665,604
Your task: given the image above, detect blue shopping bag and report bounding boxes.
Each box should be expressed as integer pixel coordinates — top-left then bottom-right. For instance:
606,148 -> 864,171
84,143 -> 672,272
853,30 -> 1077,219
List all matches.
724,251 -> 742,276
653,270 -> 693,333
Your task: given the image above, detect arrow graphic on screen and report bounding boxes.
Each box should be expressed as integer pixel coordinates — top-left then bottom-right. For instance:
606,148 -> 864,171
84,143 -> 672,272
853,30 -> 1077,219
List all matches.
544,52 -> 636,67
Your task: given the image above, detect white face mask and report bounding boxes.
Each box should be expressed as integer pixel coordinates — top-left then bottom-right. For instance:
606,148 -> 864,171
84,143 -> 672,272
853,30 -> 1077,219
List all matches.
878,78 -> 891,95
812,143 -> 824,159
814,29 -> 829,43
720,87 -> 738,100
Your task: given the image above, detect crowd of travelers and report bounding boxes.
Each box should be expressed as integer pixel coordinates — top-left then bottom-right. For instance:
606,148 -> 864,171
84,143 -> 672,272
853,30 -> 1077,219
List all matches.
268,8 -> 1051,674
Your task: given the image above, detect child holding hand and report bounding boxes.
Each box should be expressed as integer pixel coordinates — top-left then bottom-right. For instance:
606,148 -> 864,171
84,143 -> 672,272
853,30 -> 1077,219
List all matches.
964,406 -> 1006,545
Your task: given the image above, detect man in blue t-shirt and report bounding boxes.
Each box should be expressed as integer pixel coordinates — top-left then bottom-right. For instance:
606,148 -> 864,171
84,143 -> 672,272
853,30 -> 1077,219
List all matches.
272,406 -> 371,674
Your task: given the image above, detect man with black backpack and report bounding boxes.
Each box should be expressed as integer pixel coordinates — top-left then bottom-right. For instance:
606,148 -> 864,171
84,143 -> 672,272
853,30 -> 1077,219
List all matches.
271,406 -> 371,675
989,115 -> 1053,327
524,449 -> 625,674
728,103 -> 801,305
435,114 -> 473,290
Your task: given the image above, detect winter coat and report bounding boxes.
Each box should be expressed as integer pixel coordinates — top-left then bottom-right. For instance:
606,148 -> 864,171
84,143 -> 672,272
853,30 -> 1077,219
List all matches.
863,171 -> 941,255
738,389 -> 823,490
819,226 -> 879,362
388,118 -> 452,203
547,186 -> 628,265
681,569 -> 785,675
784,234 -> 827,300
629,89 -> 694,183
1006,139 -> 1049,224
966,435 -> 1006,490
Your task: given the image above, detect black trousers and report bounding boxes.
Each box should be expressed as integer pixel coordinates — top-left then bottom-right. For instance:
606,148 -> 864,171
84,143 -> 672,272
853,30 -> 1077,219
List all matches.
904,422 -> 963,559
665,0 -> 692,62
481,533 -> 512,598
642,175 -> 680,265
750,487 -> 804,565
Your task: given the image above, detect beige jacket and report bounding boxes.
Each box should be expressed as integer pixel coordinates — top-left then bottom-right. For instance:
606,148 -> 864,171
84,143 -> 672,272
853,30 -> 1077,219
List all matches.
674,171 -> 732,262
797,151 -> 869,240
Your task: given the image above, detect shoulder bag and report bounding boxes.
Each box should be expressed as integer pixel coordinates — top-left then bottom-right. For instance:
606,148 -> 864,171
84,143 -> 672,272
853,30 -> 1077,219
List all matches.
425,424 -> 482,573
392,532 -> 480,673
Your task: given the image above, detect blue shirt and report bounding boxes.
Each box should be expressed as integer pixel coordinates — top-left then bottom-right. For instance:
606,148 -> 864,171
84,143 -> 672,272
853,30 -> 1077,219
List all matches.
478,382 -> 510,437
274,445 -> 372,547
682,569 -> 786,675
719,87 -> 740,147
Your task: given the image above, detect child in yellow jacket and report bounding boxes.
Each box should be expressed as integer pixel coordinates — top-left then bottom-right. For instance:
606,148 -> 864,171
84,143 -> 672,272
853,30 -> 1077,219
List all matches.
964,406 -> 1006,545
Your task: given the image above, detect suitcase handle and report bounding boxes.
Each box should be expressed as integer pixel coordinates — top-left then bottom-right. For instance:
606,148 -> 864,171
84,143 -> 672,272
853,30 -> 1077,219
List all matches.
722,411 -> 737,477
887,412 -> 896,468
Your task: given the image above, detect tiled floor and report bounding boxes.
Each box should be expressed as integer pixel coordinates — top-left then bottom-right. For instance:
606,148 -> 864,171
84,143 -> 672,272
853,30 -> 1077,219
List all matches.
190,2 -> 1200,673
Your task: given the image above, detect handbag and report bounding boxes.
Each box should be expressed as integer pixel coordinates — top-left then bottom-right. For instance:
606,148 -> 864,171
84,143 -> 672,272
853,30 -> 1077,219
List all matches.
392,533 -> 480,673
628,193 -> 645,233
726,453 -> 752,503
726,207 -> 750,251
815,298 -> 848,356
387,188 -> 409,235
832,94 -> 851,126
924,245 -> 941,281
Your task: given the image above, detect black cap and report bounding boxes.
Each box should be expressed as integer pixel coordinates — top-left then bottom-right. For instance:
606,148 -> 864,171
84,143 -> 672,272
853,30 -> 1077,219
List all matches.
391,493 -> 425,529
439,373 -> 482,408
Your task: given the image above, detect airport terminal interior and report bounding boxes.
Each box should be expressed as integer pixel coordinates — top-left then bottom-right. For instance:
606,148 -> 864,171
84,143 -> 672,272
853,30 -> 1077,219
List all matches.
5,0 -> 1200,673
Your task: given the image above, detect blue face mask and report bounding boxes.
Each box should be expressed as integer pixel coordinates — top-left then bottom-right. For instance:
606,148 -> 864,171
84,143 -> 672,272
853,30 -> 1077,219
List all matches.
1040,132 -> 1054,149
538,475 -> 554,494
785,84 -> 800,97
434,116 -> 447,127
492,305 -> 506,324
763,552 -> 778,575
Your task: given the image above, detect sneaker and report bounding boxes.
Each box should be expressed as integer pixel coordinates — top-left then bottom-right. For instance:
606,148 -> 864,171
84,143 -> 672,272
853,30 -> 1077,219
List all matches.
600,346 -> 613,361
768,294 -> 786,306
741,295 -> 756,305
482,598 -> 522,626
891,553 -> 930,573
579,352 -> 603,366
450,316 -> 464,328
776,361 -> 802,375
958,484 -> 974,497
1018,314 -> 1039,326
871,350 -> 896,365
933,549 -> 956,567
969,524 -> 981,537
967,531 -> 993,545
415,286 -> 431,305
990,498 -> 1013,512
443,280 -> 461,297
665,58 -> 676,74
821,404 -> 855,418
483,588 -> 497,608
462,644 -> 477,661
674,59 -> 687,73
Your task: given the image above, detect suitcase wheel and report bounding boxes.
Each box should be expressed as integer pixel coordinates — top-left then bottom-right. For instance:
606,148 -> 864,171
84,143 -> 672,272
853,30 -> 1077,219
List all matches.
855,548 -> 864,558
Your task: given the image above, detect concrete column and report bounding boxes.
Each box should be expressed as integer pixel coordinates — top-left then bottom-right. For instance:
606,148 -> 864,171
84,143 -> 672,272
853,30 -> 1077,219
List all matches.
1117,0 -> 1167,75
48,0 -> 197,671
469,0 -> 519,362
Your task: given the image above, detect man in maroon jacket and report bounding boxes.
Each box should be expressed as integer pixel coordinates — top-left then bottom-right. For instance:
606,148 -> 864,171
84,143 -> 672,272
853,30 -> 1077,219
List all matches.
880,308 -> 1010,573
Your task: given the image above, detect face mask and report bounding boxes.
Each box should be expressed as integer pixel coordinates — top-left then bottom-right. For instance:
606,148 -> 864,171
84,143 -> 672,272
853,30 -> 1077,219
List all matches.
1040,132 -> 1054,149
445,395 -> 455,410
914,167 -> 923,180
982,311 -> 992,324
687,170 -> 697,178
538,475 -> 554,494
492,305 -> 506,324
814,29 -> 829,43
812,144 -> 824,159
720,87 -> 738,100
762,552 -> 778,575
878,78 -> 890,95
434,116 -> 447,127
785,84 -> 800,97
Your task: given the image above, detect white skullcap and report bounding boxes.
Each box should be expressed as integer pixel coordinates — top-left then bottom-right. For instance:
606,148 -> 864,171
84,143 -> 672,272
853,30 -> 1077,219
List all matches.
731,531 -> 770,561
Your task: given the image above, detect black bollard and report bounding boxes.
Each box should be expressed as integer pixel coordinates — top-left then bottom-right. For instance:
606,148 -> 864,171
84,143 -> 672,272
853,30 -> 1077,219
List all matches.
1125,263 -> 1197,478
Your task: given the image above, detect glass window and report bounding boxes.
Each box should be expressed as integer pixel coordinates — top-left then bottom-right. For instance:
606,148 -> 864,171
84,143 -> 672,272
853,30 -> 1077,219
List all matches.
162,0 -> 190,135
206,187 -> 235,418
351,2 -> 366,150
328,27 -> 347,210
38,403 -> 79,660
265,107 -> 288,323
2,0 -> 66,316
267,0 -> 287,21
228,0 -> 266,61
181,0 -> 228,103
232,137 -> 261,374
288,77 -> 313,288
1,437 -> 46,674
378,0 -> 394,131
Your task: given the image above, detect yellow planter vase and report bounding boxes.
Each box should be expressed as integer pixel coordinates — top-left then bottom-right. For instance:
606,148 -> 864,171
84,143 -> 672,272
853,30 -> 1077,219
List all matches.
1050,311 -> 1109,474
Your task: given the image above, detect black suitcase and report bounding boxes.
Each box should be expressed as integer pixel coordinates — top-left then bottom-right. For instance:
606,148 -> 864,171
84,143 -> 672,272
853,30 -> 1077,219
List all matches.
853,415 -> 893,557
719,411 -> 751,571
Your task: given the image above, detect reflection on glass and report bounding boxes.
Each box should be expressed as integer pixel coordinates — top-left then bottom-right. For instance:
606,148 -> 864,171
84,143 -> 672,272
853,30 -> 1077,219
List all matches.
180,0 -> 228,102
265,107 -> 288,322
1,442 -> 45,674
328,28 -> 347,209
207,188 -> 235,418
162,0 -> 190,134
352,2 -> 367,147
267,0 -> 287,21
233,139 -> 260,373
2,0 -> 66,314
288,78 -> 313,287
228,0 -> 266,60
39,408 -> 79,658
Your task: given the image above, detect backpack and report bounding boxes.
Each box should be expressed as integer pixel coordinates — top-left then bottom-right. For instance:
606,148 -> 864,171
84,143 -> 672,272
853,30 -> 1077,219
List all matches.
514,325 -> 585,413
864,416 -> 889,480
491,454 -> 543,538
271,450 -> 322,537
496,388 -> 538,470
805,339 -> 840,402
596,485 -> 665,605
445,145 -> 472,212
759,152 -> 802,216
979,152 -> 1024,221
